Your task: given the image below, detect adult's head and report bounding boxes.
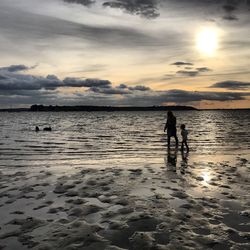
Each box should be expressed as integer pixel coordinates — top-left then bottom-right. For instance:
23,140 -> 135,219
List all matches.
168,111 -> 174,118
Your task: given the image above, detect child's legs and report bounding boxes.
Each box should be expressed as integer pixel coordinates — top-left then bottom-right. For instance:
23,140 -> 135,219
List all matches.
185,141 -> 189,151
181,141 -> 184,150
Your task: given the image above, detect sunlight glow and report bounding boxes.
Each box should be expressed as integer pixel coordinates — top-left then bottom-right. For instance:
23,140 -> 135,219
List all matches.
196,27 -> 218,56
201,172 -> 211,183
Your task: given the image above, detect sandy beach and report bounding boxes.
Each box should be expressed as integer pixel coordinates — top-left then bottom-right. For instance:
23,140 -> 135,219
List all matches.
0,153 -> 249,250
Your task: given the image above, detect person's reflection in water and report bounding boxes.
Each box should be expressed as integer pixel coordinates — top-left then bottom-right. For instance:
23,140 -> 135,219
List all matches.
180,151 -> 189,175
165,148 -> 178,172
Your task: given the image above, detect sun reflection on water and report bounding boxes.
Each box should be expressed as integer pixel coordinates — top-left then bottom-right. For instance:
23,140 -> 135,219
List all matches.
201,171 -> 211,184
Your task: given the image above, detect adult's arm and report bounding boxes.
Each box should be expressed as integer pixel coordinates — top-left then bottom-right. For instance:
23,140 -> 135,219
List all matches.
173,117 -> 176,126
164,120 -> 168,132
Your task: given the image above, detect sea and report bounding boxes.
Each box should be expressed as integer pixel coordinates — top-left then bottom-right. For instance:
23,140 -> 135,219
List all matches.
0,110 -> 249,169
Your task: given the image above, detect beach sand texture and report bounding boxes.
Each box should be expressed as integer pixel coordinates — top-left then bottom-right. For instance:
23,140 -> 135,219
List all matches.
0,156 -> 249,250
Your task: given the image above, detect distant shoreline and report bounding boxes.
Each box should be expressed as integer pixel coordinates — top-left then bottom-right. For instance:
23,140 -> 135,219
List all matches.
0,105 -> 197,112
0,105 -> 249,112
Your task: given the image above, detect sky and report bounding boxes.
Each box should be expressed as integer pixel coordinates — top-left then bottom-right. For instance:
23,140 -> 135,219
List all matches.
0,0 -> 250,109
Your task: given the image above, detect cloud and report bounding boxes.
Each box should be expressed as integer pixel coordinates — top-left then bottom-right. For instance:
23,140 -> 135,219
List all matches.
160,89 -> 247,103
0,5 -> 159,50
0,64 -> 249,107
176,67 -> 212,77
117,83 -> 128,89
209,81 -> 250,90
223,15 -> 238,21
117,84 -> 151,91
63,78 -> 111,88
171,61 -> 193,66
0,67 -> 112,95
103,0 -> 160,19
0,64 -> 32,73
160,0 -> 250,22
0,73 -> 61,94
176,70 -> 200,77
63,0 -> 95,6
128,85 -> 151,91
88,83 -> 151,95
196,67 -> 212,73
89,87 -> 130,95
223,4 -> 237,13
170,62 -> 212,78
0,65 -> 149,98
222,3 -> 239,21
104,89 -> 250,106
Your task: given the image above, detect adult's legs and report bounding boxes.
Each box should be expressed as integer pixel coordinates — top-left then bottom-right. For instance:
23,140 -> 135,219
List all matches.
174,135 -> 179,147
167,136 -> 171,148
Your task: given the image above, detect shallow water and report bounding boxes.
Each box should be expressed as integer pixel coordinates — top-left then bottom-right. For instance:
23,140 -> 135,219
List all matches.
0,110 -> 249,169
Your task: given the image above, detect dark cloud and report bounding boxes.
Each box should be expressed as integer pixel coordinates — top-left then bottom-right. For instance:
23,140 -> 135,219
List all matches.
89,87 -> 130,95
59,0 -> 250,23
161,89 -> 246,103
63,78 -> 111,88
0,6 -> 159,50
63,0 -> 95,6
128,85 -> 151,91
163,0 -> 250,22
0,64 -> 31,73
223,15 -> 239,21
176,67 -> 212,77
176,70 -> 200,77
2,88 -> 249,107
103,0 -> 160,19
0,65 -> 249,107
222,3 -> 239,20
117,84 -> 151,91
117,84 -> 128,89
209,81 -> 250,90
62,0 -> 250,21
221,0 -> 250,20
223,4 -> 237,13
0,65 -> 149,98
0,73 -> 61,93
105,89 -> 250,106
196,67 -> 212,73
88,84 -> 150,95
0,68 -> 111,95
171,62 -> 193,66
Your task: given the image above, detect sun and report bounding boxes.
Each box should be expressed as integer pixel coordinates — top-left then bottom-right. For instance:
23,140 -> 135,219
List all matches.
196,27 -> 218,56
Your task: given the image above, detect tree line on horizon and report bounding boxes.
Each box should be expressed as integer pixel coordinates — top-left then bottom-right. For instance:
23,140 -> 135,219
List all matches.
29,104 -> 197,112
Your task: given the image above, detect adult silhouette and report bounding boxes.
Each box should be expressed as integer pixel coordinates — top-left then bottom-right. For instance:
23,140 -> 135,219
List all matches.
164,111 -> 178,148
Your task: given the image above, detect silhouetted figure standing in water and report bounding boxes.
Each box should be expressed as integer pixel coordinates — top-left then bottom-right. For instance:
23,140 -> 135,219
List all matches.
43,127 -> 52,131
164,111 -> 178,148
35,126 -> 40,132
180,124 -> 189,152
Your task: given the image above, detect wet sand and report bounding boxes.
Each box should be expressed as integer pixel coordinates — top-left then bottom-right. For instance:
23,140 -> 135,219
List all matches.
0,155 -> 249,250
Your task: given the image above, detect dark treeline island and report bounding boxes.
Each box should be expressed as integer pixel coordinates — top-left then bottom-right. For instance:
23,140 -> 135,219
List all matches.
0,104 -> 197,112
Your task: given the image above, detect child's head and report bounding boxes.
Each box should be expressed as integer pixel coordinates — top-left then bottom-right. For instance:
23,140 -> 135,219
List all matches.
180,124 -> 185,130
